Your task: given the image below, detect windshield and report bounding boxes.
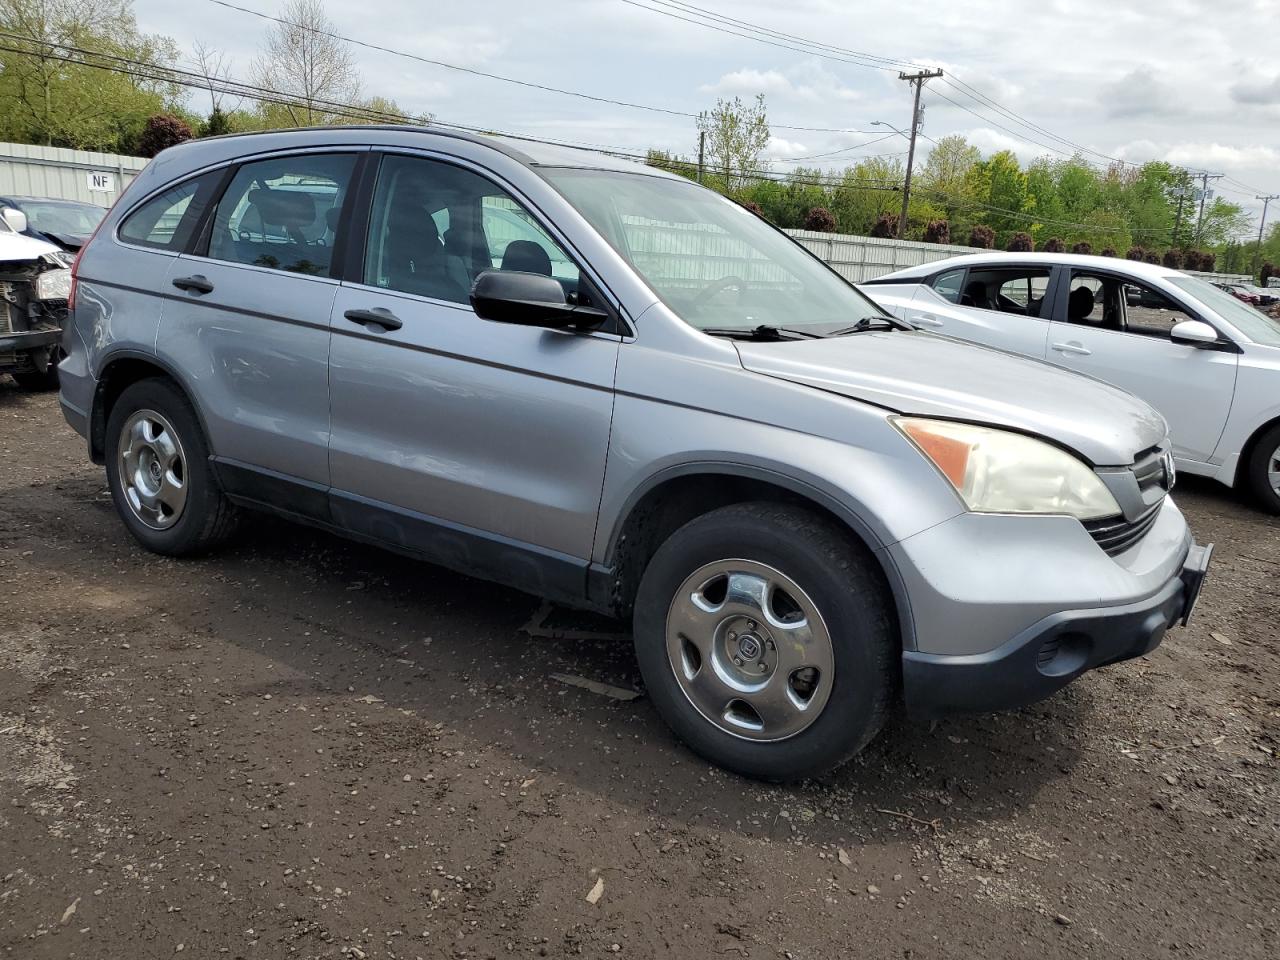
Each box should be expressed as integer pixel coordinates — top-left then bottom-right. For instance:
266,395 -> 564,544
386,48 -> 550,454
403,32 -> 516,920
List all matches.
16,200 -> 105,236
540,168 -> 887,333
1170,276 -> 1280,347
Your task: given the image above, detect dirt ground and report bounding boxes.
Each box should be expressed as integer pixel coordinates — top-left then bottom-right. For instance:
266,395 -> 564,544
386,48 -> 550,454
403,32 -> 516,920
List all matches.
1,382 -> 1276,960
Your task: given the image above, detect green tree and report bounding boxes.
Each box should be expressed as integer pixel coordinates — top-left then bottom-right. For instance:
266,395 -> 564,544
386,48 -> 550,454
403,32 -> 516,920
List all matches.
0,0 -> 180,150
252,0 -> 363,126
695,94 -> 770,189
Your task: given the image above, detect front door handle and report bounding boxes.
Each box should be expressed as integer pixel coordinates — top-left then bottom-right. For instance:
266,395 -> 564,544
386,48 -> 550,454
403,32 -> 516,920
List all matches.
909,313 -> 944,328
1051,341 -> 1092,356
172,274 -> 214,295
344,307 -> 403,331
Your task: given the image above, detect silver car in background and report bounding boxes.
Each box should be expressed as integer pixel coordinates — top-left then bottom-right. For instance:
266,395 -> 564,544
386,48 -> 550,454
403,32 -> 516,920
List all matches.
58,127 -> 1210,779
863,253 -> 1280,512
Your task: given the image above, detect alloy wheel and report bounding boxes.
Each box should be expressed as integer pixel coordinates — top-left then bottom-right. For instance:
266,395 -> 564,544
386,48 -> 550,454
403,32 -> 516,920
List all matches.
665,559 -> 834,742
117,408 -> 188,530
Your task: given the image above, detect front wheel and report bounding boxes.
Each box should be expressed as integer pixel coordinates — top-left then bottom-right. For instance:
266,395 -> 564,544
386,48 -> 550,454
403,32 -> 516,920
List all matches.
632,502 -> 896,780
1246,423 -> 1280,514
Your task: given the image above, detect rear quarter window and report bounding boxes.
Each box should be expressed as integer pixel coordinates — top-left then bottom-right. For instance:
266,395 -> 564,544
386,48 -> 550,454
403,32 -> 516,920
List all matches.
118,172 -> 222,251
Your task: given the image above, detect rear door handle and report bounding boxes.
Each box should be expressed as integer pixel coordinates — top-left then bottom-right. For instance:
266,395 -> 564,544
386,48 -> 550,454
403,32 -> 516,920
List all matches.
172,274 -> 214,294
1051,341 -> 1091,356
344,307 -> 403,331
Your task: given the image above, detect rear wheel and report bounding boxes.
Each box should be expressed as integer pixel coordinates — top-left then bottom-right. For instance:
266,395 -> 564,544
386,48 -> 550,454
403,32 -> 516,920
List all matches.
105,378 -> 239,555
1245,422 -> 1280,514
632,502 -> 896,780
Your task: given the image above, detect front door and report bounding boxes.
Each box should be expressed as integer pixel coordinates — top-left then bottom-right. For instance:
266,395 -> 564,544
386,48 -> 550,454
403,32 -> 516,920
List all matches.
909,263 -> 1055,359
326,153 -> 619,594
1046,269 -> 1238,463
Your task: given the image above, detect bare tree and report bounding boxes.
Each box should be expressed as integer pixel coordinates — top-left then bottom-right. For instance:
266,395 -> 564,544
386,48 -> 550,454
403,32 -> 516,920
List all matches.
192,40 -> 238,114
251,0 -> 361,127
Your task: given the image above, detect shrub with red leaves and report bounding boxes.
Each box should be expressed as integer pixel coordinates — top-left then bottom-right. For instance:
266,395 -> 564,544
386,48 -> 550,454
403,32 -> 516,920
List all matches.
923,219 -> 951,244
137,114 -> 194,159
1125,246 -> 1146,261
1006,231 -> 1034,252
869,211 -> 898,238
1042,237 -> 1065,253
1071,241 -> 1092,255
968,225 -> 995,249
804,206 -> 837,232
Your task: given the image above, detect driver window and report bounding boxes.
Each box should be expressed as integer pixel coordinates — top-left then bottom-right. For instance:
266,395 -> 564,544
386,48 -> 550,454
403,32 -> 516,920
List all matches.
1121,282 -> 1195,338
207,153 -> 356,276
363,155 -> 581,306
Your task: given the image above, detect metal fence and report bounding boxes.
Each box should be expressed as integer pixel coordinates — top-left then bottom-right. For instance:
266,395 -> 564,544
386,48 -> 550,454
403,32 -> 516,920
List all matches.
0,142 -> 147,207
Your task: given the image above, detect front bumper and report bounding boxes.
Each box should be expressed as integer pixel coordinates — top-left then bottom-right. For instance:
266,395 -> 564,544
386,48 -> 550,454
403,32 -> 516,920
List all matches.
0,328 -> 61,354
903,540 -> 1213,717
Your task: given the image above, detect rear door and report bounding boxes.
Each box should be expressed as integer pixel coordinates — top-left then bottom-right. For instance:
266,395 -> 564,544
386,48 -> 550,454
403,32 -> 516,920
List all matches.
1045,268 -> 1238,462
906,264 -> 1056,359
157,150 -> 363,505
326,151 -> 620,594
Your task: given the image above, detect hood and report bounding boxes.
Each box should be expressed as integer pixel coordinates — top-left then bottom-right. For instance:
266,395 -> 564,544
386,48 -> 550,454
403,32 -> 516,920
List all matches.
0,230 -> 62,262
736,332 -> 1168,466
38,230 -> 86,252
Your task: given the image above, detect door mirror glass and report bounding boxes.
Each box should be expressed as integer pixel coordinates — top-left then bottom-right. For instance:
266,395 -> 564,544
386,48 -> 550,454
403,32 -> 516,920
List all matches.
470,270 -> 606,331
1170,319 -> 1223,347
1,207 -> 28,234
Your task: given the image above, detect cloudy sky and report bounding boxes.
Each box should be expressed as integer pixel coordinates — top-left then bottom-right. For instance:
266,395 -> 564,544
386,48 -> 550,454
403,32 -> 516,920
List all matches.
135,0 -> 1280,235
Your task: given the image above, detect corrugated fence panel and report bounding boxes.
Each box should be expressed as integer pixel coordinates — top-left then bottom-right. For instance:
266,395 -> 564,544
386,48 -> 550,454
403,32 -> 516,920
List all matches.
785,229 -> 978,282
0,142 -> 149,207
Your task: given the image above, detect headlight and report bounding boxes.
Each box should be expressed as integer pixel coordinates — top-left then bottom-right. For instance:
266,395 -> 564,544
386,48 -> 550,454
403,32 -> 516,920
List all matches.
894,417 -> 1121,520
33,268 -> 71,301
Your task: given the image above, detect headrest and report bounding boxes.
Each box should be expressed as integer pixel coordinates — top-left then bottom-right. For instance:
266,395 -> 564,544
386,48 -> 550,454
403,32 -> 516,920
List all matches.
501,239 -> 552,276
1069,286 -> 1095,320
247,188 -> 316,227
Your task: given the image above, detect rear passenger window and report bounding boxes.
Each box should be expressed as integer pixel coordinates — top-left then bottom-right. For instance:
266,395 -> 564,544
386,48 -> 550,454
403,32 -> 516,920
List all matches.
930,268 -> 965,303
119,172 -> 221,251
363,155 -> 579,305
207,153 -> 356,276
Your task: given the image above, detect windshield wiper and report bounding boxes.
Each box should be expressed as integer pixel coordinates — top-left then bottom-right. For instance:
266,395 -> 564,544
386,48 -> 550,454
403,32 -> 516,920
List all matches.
701,324 -> 824,341
827,316 -> 910,336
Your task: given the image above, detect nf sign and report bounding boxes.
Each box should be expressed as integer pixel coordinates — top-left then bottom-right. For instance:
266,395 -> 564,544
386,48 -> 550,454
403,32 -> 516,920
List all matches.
87,171 -> 115,193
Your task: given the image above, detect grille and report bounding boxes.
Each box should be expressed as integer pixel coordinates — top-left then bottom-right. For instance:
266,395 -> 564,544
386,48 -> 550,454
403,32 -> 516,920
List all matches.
1131,444 -> 1174,495
1085,503 -> 1162,556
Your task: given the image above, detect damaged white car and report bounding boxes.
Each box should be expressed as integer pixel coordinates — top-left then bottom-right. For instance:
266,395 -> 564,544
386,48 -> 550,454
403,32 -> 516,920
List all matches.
0,205 -> 74,390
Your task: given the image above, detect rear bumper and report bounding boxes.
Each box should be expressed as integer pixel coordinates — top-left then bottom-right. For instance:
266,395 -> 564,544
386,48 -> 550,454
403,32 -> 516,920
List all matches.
903,541 -> 1213,718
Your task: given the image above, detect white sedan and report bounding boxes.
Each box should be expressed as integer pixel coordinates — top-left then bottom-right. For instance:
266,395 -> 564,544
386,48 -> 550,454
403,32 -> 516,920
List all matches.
860,252 -> 1280,512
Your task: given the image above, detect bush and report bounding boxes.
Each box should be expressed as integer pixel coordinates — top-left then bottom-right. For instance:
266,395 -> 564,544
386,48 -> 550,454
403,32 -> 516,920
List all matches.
739,200 -> 763,216
1144,251 -> 1161,264
1071,241 -> 1092,255
1125,246 -> 1146,261
137,114 -> 194,158
1161,249 -> 1183,269
968,225 -> 995,249
201,107 -> 232,138
1006,231 -> 1034,252
923,219 -> 951,244
1100,247 -> 1117,257
1262,261 -> 1276,285
1042,237 -> 1065,253
869,211 -> 898,238
804,207 -> 837,232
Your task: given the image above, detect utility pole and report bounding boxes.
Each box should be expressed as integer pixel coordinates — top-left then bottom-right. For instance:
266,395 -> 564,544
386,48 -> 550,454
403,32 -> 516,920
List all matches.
1193,171 -> 1224,247
896,68 -> 943,240
1254,194 -> 1278,277
697,130 -> 705,185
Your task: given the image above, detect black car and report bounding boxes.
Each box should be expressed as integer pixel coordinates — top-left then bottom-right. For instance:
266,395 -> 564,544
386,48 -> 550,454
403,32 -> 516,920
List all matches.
0,196 -> 107,252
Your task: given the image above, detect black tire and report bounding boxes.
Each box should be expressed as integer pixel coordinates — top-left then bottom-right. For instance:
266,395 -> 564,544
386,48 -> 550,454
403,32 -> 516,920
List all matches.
105,377 -> 239,555
12,354 -> 60,391
632,502 -> 896,781
1245,422 -> 1280,514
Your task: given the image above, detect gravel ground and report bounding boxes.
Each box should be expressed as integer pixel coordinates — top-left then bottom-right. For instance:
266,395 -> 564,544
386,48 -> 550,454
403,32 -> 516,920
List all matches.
1,382 -> 1277,959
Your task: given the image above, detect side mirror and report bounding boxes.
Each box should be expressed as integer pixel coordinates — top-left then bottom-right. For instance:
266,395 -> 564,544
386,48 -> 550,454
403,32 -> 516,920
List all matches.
1170,319 -> 1225,348
1,207 -> 28,234
470,270 -> 607,331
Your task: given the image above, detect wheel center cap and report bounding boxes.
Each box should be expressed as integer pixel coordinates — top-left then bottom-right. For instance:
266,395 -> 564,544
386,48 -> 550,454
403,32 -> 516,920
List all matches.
737,634 -> 761,661
149,459 -> 162,482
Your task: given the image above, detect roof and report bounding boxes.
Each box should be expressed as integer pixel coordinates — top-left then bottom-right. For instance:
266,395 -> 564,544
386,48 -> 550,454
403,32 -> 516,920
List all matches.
181,123 -> 673,178
877,251 -> 1185,283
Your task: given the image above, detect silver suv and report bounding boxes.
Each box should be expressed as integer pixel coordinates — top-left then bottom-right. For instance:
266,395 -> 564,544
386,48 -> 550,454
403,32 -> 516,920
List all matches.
58,127 -> 1211,779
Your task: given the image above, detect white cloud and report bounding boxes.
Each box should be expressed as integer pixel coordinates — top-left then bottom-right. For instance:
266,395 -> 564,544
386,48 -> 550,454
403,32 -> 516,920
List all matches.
763,136 -> 809,159
1230,72 -> 1280,105
701,60 -> 862,104
1163,142 -> 1280,171
1099,66 -> 1180,118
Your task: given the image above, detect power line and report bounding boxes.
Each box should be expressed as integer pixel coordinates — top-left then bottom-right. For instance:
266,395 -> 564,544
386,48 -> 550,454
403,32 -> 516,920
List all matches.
206,0 -> 878,136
